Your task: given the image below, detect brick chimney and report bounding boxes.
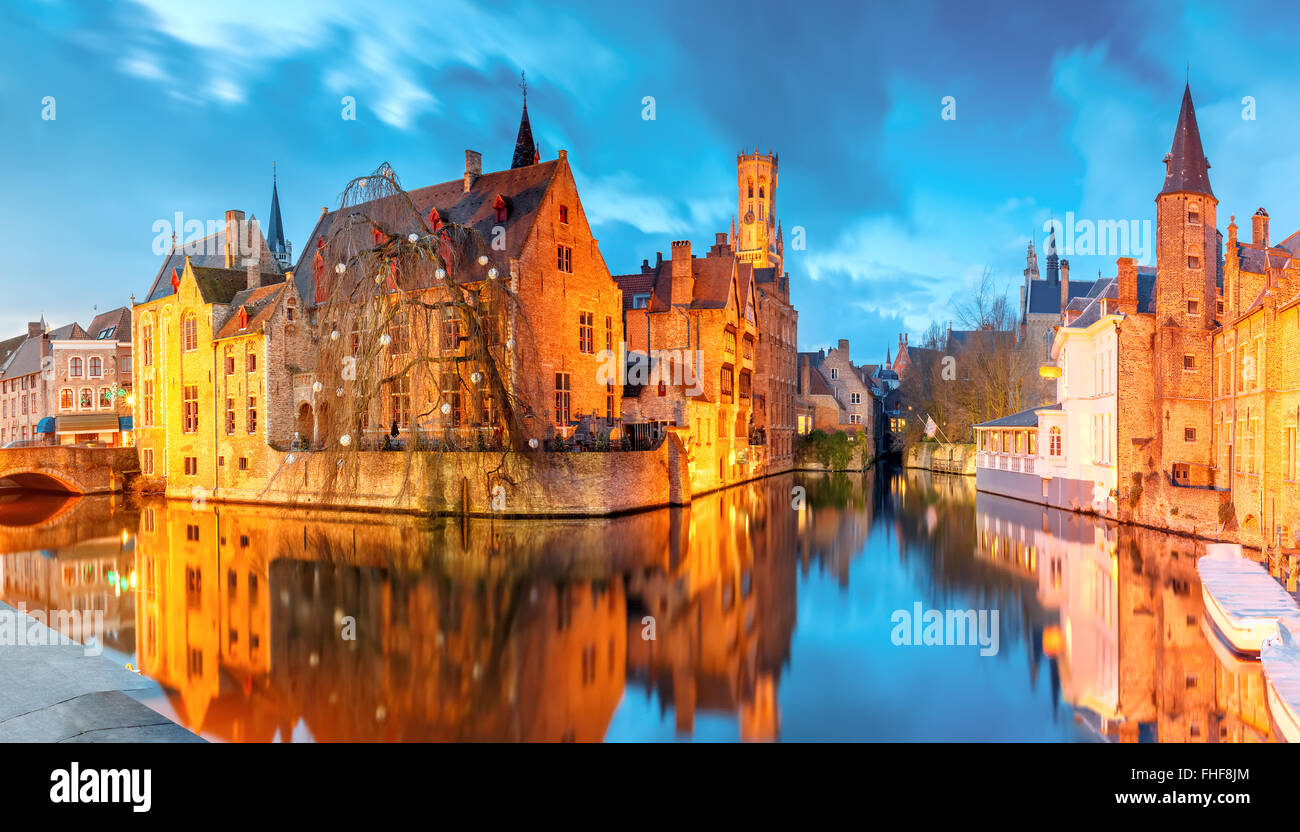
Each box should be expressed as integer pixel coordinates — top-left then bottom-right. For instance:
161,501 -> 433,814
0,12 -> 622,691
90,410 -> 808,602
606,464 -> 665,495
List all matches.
224,209 -> 246,268
837,338 -> 849,356
1117,257 -> 1137,313
246,250 -> 262,290
1060,258 -> 1070,315
800,354 -> 811,395
670,240 -> 693,306
1253,208 -> 1269,247
27,321 -> 42,339
464,150 -> 482,192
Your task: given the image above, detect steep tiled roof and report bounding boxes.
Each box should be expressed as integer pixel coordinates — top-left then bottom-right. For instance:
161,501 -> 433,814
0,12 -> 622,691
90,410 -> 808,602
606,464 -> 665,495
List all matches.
145,225 -> 280,304
86,307 -> 131,342
975,403 -> 1060,429
190,266 -> 283,306
0,333 -> 27,371
214,283 -> 287,340
612,248 -> 739,314
613,273 -> 655,311
1160,84 -> 1213,197
1026,279 -> 1099,315
293,160 -> 562,307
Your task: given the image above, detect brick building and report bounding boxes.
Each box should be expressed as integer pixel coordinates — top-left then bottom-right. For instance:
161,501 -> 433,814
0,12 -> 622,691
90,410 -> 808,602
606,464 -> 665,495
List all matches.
299,100 -> 624,446
0,309 -> 134,447
615,234 -> 760,493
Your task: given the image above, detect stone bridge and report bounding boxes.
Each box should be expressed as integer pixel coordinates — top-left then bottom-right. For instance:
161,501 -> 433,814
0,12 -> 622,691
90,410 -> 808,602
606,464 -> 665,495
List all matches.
0,446 -> 138,494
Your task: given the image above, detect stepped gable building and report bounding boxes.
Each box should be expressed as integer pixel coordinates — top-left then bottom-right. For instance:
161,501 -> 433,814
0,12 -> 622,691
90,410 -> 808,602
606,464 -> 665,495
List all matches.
614,234 -> 759,493
297,92 -> 623,444
131,204 -> 307,493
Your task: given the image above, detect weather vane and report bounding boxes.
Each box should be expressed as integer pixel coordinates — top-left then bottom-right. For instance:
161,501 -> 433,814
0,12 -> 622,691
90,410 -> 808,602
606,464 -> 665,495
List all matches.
520,70 -> 527,105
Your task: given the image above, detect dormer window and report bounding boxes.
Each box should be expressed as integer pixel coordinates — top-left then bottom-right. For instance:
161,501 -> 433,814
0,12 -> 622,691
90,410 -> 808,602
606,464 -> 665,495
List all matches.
493,195 -> 508,223
237,307 -> 249,331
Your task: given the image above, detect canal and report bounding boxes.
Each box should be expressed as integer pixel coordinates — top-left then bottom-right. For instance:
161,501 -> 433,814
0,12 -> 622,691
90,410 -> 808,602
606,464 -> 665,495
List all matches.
0,467 -> 1275,741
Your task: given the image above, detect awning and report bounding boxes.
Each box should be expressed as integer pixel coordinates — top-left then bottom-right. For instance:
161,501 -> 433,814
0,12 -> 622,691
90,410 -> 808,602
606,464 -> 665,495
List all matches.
55,413 -> 120,435
118,416 -> 133,432
35,417 -> 55,434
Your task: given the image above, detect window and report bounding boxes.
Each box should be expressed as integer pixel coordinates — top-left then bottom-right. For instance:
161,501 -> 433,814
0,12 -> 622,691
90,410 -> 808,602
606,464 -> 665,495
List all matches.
724,330 -> 736,357
1188,255 -> 1201,270
183,385 -> 198,432
440,373 -> 463,427
225,355 -> 235,375
632,294 -> 650,309
286,297 -> 296,323
849,413 -> 862,425
390,314 -> 410,354
69,357 -> 83,377
182,314 -> 198,351
554,373 -> 571,425
142,321 -> 154,366
1187,299 -> 1199,316
1217,300 -> 1225,315
1287,426 -> 1297,480
1188,207 -> 1201,225
558,205 -> 569,224
238,457 -> 248,471
60,388 -> 73,410
440,312 -> 460,353
1049,426 -> 1062,456
720,367 -> 734,399
79,388 -> 92,409
389,377 -> 410,429
247,351 -> 257,372
1185,427 -> 1196,442
1183,354 -> 1195,371
605,316 -> 613,354
142,381 -> 154,427
578,312 -> 594,354
142,449 -> 154,475
184,457 -> 198,476
850,392 -> 861,404
89,356 -> 102,377
1028,432 -> 1036,455
1173,462 -> 1190,484
226,398 -> 236,435
99,388 -> 112,408
830,368 -> 839,380
247,397 -> 257,433
557,245 -> 572,273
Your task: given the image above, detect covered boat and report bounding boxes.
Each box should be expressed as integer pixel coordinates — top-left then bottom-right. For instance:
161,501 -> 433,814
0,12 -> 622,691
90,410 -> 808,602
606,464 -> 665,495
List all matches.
1197,544 -> 1300,655
1262,621 -> 1300,743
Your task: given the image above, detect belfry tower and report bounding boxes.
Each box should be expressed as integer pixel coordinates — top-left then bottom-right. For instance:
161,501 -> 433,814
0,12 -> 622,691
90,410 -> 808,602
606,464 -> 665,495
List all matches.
735,149 -> 781,272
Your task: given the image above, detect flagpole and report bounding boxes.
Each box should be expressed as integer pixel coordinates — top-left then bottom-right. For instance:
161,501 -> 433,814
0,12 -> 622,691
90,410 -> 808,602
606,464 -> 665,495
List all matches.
924,411 -> 954,446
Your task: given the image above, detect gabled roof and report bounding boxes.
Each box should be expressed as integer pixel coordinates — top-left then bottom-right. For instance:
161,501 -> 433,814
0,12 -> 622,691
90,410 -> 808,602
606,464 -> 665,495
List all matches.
86,307 -> 131,342
1026,278 -> 1099,315
190,266 -> 284,307
1160,84 -> 1213,198
0,323 -> 83,379
612,247 -> 745,315
293,160 -> 562,307
145,223 -> 280,304
0,333 -> 27,370
615,273 -> 655,311
214,283 -> 288,340
1236,242 -> 1292,276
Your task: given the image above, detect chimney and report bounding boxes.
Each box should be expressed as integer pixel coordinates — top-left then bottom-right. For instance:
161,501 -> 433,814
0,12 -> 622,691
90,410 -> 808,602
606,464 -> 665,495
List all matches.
1252,208 -> 1269,247
246,250 -> 262,290
800,354 -> 811,395
837,339 -> 849,356
27,321 -> 42,339
1060,258 -> 1070,314
1117,257 -> 1137,314
464,150 -> 482,192
670,240 -> 693,306
224,209 -> 246,268
641,258 -> 651,273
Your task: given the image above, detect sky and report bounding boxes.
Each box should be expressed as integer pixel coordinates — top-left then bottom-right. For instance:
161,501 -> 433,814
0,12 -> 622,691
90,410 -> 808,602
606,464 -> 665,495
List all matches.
3,0 -> 1300,364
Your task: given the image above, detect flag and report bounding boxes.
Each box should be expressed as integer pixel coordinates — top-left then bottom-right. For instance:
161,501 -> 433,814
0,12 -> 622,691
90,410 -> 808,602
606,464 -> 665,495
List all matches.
924,416 -> 937,438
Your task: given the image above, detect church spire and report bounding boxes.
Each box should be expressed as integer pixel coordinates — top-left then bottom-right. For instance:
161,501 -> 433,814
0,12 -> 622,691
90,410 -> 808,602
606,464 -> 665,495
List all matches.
1160,83 -> 1213,197
267,162 -> 291,270
511,70 -> 539,169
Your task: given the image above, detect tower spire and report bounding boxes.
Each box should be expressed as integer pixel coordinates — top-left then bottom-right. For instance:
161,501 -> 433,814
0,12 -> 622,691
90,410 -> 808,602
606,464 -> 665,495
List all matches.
511,70 -> 538,169
267,162 -> 290,270
1160,83 -> 1213,197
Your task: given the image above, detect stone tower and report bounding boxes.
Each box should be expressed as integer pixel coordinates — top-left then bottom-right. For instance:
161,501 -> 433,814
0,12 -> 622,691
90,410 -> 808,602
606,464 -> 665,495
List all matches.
1152,83 -> 1218,482
735,149 -> 780,272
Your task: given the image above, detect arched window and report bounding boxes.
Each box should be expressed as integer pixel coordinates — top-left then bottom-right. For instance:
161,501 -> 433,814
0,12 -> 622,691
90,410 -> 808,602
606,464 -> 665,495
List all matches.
747,179 -> 754,199
182,314 -> 198,352
1049,426 -> 1062,456
60,388 -> 73,410
79,388 -> 92,409
69,357 -> 83,377
89,356 -> 102,377
758,186 -> 765,200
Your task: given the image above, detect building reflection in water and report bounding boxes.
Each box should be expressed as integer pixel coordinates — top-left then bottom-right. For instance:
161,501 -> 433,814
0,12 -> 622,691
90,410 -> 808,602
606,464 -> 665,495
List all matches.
0,466 -> 1277,741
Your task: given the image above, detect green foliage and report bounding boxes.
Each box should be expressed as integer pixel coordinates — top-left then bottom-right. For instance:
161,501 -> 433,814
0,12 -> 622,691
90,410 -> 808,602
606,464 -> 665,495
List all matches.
796,429 -> 859,471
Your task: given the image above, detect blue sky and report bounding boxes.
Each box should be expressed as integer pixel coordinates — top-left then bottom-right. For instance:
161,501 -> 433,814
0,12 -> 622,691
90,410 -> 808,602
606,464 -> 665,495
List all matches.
4,0 -> 1300,364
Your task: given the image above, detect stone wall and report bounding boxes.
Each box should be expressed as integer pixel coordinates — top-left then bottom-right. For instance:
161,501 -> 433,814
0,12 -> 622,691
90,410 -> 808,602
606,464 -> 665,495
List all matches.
165,435 -> 691,517
905,442 -> 976,475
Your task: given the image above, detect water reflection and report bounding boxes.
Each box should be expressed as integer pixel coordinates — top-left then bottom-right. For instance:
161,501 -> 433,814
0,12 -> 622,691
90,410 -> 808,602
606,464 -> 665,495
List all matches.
0,467 -> 1276,741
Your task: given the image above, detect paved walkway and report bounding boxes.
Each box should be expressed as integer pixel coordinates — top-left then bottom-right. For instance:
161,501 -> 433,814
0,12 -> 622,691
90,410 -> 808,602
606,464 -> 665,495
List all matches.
0,602 -> 201,742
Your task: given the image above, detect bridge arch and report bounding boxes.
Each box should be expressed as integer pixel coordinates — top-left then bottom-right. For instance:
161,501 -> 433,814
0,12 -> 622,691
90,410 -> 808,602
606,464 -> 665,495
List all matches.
0,468 -> 87,494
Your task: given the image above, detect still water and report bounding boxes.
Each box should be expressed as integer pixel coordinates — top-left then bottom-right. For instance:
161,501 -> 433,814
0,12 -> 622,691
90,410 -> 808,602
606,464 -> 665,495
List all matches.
0,467 -> 1275,742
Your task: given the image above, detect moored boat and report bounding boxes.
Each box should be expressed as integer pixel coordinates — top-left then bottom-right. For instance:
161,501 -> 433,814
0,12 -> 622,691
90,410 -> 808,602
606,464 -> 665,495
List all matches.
1197,544 -> 1300,655
1262,622 -> 1300,743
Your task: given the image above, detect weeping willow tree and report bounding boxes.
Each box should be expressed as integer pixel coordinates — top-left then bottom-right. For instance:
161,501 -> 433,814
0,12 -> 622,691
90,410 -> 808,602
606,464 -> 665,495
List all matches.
267,163 -> 538,506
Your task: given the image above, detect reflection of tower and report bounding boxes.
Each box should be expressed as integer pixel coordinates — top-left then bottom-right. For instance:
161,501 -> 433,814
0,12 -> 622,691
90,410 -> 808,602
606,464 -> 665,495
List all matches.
735,149 -> 780,272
